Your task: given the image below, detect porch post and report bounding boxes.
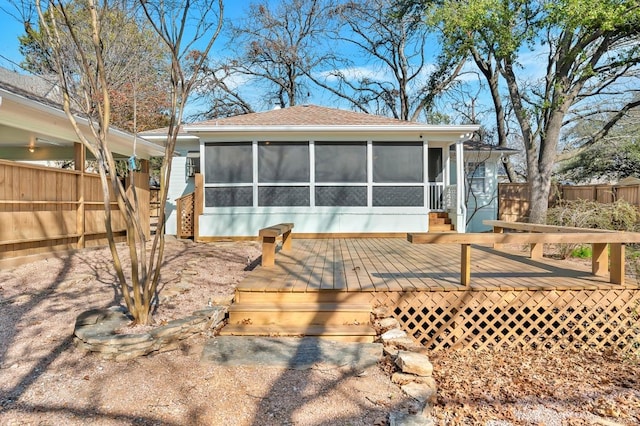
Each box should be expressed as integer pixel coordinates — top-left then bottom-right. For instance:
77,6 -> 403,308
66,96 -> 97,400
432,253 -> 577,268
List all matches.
455,140 -> 466,232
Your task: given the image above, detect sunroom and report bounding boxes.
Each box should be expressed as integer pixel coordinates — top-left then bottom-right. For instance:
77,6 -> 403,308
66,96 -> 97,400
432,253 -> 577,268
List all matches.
144,105 -> 480,238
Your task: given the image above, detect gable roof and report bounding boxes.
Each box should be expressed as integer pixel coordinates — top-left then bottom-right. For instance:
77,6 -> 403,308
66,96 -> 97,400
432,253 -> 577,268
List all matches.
191,104 -> 423,127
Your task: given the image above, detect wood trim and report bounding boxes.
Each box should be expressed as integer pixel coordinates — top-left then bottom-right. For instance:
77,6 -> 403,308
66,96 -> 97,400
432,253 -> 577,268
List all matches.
194,173 -> 203,242
293,232 -> 407,239
484,220 -> 615,233
408,232 -> 640,244
195,236 -> 259,242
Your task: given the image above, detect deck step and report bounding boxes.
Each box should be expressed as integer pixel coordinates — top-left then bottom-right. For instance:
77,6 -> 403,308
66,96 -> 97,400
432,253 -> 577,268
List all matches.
219,324 -> 377,343
234,290 -> 372,304
228,302 -> 371,326
429,223 -> 455,232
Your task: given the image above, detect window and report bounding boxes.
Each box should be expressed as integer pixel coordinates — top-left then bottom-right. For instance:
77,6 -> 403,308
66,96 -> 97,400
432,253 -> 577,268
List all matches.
466,162 -> 486,194
373,142 -> 423,183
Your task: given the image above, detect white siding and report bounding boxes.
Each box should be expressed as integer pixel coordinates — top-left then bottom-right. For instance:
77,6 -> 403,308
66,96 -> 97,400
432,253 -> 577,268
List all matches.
165,156 -> 195,235
198,208 -> 428,237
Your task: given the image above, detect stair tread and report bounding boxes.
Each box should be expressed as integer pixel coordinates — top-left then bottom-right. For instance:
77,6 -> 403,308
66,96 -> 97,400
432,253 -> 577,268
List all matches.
220,324 -> 377,336
229,302 -> 371,312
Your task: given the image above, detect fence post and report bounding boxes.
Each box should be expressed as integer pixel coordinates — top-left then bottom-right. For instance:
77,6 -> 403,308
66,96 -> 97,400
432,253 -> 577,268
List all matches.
74,143 -> 85,249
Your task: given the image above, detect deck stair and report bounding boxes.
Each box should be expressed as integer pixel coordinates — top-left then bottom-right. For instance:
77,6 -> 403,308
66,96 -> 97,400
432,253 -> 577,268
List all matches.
429,211 -> 455,232
220,290 -> 377,342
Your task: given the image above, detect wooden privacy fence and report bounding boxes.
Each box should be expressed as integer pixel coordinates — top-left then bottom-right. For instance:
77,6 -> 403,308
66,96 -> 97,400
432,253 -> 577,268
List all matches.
0,159 -> 149,264
499,183 -> 640,222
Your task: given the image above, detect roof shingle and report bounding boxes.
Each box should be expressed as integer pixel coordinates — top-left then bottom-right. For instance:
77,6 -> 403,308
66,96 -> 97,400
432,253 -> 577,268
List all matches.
189,104 -> 423,127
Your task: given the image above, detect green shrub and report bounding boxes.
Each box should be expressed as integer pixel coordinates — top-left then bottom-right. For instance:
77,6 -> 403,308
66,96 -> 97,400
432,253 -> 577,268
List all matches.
570,245 -> 592,259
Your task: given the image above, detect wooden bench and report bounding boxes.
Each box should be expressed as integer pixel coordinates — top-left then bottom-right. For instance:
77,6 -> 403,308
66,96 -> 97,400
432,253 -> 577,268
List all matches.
407,229 -> 640,286
259,223 -> 294,267
483,220 -> 614,258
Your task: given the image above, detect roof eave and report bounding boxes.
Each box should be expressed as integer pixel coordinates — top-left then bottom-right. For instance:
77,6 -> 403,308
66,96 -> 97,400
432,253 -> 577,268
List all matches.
1,88 -> 165,158
182,124 -> 481,134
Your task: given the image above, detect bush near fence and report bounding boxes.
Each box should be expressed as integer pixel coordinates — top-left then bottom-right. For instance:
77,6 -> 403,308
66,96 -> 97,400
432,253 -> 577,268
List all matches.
498,183 -> 640,222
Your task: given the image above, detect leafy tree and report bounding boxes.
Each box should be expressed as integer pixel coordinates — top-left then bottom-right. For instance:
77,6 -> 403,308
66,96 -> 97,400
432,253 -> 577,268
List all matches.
558,107 -> 640,182
20,1 -> 170,133
32,0 -> 223,325
403,0 -> 640,223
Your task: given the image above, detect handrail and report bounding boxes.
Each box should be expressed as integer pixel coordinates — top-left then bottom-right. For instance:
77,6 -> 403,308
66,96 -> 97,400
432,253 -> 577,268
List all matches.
408,228 -> 640,286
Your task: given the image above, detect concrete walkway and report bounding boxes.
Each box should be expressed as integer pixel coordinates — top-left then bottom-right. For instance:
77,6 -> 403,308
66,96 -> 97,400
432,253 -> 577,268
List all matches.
201,336 -> 382,370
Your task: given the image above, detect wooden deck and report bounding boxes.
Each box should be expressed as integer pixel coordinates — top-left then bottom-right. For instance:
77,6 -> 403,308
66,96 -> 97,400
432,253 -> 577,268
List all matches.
229,238 -> 640,350
239,238 -> 639,293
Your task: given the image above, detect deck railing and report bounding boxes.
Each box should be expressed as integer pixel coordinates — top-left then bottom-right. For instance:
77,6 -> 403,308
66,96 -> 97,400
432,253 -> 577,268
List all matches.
427,182 -> 446,210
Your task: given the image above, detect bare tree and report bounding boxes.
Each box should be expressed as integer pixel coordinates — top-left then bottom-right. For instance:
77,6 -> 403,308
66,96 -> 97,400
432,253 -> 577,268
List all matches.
223,0 -> 336,109
33,0 -> 223,324
310,0 -> 463,121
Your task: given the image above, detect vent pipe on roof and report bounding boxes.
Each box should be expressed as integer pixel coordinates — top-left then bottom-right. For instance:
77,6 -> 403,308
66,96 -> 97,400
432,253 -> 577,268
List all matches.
273,103 -> 281,110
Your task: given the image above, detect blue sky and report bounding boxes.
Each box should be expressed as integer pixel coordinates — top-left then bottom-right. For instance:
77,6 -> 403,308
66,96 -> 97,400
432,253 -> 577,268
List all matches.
0,1 -> 251,71
0,0 -> 526,124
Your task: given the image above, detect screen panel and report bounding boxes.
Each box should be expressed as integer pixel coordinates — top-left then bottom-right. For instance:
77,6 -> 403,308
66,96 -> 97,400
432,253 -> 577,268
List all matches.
372,186 -> 424,206
205,187 -> 253,207
204,143 -> 253,184
258,186 -> 310,206
258,142 -> 310,183
373,142 -> 423,183
315,186 -> 367,206
315,142 -> 367,183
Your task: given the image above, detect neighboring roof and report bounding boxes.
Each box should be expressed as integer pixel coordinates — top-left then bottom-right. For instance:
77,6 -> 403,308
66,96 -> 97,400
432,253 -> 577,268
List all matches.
0,66 -> 164,159
618,176 -> 640,186
450,140 -> 519,154
0,67 -> 62,106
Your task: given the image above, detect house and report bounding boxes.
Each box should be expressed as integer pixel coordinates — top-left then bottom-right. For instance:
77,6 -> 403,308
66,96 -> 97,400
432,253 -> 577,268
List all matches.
142,104 -> 484,237
0,68 -> 162,162
450,140 -> 519,232
0,67 -> 164,263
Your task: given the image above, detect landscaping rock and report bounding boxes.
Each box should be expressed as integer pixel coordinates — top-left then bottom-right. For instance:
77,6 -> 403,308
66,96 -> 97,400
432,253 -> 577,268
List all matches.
376,317 -> 400,332
401,381 -> 437,405
395,351 -> 433,377
392,373 -> 437,387
372,306 -> 391,319
381,328 -> 407,341
74,305 -> 227,361
389,411 -> 435,426
207,294 -> 235,306
385,337 -> 430,355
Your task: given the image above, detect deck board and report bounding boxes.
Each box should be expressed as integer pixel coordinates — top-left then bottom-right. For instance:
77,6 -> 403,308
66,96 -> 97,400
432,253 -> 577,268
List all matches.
236,238 -> 638,293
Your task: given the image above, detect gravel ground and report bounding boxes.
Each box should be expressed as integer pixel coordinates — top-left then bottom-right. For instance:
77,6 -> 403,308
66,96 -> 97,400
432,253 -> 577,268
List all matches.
1,238 -> 639,425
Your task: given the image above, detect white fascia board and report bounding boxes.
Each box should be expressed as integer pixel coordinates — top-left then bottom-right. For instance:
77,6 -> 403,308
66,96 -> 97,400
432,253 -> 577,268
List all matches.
182,124 -> 480,135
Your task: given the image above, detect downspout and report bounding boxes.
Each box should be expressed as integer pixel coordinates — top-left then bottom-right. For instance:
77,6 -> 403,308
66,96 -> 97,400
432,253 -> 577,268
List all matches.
456,140 -> 467,233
